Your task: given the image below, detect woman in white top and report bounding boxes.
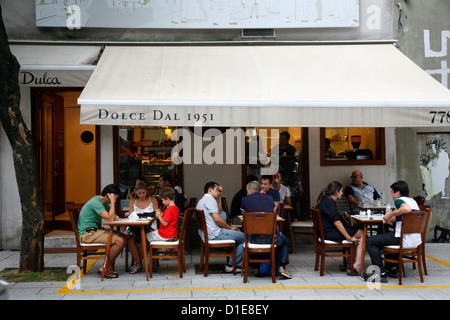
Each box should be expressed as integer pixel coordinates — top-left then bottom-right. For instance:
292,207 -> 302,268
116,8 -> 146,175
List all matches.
126,182 -> 159,274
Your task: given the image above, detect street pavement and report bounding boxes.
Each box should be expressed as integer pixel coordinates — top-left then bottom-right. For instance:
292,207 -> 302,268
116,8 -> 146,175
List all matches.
1,243 -> 449,303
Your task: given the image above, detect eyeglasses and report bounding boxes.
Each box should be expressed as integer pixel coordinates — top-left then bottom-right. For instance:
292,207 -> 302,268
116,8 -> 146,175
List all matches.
350,176 -> 360,179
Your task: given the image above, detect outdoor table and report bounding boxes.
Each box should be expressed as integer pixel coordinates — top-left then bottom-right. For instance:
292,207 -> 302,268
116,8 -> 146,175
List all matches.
357,204 -> 387,213
352,214 -> 385,275
237,214 -> 285,222
102,218 -> 154,281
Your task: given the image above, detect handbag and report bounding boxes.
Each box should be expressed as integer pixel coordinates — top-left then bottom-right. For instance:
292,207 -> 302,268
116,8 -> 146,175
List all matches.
339,211 -> 360,228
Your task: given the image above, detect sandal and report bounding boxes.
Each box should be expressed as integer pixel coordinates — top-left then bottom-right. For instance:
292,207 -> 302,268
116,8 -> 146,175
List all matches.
129,264 -> 143,274
346,267 -> 360,276
97,269 -> 119,278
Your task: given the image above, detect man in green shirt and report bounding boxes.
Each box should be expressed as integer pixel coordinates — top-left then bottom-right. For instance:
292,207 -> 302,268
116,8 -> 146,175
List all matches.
78,184 -> 126,278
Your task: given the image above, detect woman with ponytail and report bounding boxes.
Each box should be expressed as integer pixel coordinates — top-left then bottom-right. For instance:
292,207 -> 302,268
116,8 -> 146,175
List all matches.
316,181 -> 364,275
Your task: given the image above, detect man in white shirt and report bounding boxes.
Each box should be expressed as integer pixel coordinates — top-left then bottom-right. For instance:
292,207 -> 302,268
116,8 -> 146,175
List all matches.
196,181 -> 244,273
365,180 -> 420,283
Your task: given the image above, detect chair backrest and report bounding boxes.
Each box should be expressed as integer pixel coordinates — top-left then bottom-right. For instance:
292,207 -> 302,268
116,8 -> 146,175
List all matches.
193,209 -> 210,244
221,197 -> 230,223
242,212 -> 277,241
67,203 -> 85,246
310,207 -> 324,242
414,196 -> 425,206
418,205 -> 432,239
188,198 -> 198,208
401,211 -> 429,235
179,208 -> 194,247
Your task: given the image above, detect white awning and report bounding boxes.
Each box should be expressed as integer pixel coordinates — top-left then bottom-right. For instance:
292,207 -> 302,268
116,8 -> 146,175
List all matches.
78,44 -> 450,127
11,45 -> 100,87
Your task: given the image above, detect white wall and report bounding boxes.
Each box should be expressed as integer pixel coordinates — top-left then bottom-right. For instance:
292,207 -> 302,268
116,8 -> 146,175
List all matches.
176,128 -> 243,203
308,127 -> 397,206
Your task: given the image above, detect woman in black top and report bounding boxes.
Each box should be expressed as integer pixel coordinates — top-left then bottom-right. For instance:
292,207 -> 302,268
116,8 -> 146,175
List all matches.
316,181 -> 364,275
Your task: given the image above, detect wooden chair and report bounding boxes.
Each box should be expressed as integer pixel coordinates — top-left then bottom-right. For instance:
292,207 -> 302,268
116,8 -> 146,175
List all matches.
194,209 -> 236,277
184,198 -> 197,254
221,197 -> 230,223
382,210 -> 429,285
149,208 -> 193,278
67,203 -> 107,275
281,204 -> 313,254
418,205 -> 432,275
311,207 -> 355,276
242,212 -> 278,283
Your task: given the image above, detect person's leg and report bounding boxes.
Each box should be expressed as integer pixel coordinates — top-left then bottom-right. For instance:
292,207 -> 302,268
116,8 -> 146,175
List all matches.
365,232 -> 399,275
108,233 -> 127,274
214,228 -> 244,268
127,235 -> 143,270
275,232 -> 290,266
352,229 -> 364,274
275,232 -> 292,279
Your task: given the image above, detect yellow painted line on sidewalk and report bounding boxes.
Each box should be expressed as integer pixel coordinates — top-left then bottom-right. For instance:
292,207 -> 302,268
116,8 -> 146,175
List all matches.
60,284 -> 450,295
58,253 -> 450,295
426,254 -> 450,268
57,252 -> 104,295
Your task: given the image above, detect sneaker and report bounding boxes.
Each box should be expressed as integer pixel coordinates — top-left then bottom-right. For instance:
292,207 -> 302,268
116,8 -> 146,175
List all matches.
278,266 -> 292,279
387,267 -> 399,278
224,265 -> 241,273
364,272 -> 388,283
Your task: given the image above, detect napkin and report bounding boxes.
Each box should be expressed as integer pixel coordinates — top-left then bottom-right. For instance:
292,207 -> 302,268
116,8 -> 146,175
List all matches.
128,211 -> 139,221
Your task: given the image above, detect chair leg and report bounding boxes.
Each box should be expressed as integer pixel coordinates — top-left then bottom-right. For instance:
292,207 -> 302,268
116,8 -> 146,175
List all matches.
182,247 -> 187,273
76,252 -> 82,274
289,227 -> 295,254
232,246 -> 236,276
178,250 -> 183,279
149,248 -> 153,278
320,248 -> 325,276
243,249 -> 249,283
204,247 -> 209,277
417,249 -> 424,283
199,243 -> 204,271
422,244 -> 428,275
271,251 -> 276,283
398,254 -> 403,286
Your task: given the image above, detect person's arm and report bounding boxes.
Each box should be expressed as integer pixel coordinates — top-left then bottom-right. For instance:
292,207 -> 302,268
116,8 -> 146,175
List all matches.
155,209 -> 168,227
383,202 -> 411,224
99,193 -> 118,222
347,195 -> 361,208
334,220 -> 354,241
211,212 -> 239,231
284,195 -> 291,206
150,196 -> 159,211
125,199 -> 135,217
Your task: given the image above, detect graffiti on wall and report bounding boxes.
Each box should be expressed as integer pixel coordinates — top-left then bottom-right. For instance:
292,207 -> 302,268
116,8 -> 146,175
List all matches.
418,133 -> 450,201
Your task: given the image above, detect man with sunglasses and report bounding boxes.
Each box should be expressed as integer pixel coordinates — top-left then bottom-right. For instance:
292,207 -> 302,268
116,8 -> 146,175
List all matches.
344,170 -> 380,215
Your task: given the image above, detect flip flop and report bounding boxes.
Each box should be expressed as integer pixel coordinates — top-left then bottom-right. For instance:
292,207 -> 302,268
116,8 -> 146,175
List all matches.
347,267 -> 360,276
129,264 -> 143,274
98,269 -> 119,278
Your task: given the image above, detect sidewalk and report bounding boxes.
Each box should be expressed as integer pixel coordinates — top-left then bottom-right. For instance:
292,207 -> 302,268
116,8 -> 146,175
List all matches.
1,243 -> 450,301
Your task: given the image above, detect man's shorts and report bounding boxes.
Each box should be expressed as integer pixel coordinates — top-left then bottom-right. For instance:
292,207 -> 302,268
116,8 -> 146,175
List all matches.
80,228 -> 121,244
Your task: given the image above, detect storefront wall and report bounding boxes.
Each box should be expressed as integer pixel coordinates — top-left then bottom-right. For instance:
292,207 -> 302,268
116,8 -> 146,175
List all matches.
3,0 -> 446,248
395,0 -> 450,240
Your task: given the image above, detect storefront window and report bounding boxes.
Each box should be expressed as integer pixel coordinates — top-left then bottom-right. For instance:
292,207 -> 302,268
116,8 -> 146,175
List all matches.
245,127 -> 309,217
320,127 -> 386,166
118,126 -> 180,199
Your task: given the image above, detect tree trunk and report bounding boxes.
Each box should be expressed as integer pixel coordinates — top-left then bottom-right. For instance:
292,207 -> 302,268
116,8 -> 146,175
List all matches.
0,5 -> 45,272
